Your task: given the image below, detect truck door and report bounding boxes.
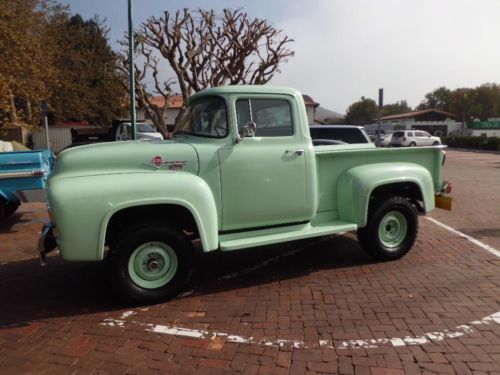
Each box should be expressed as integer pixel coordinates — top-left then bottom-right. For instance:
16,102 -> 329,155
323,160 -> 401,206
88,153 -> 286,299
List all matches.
218,97 -> 308,231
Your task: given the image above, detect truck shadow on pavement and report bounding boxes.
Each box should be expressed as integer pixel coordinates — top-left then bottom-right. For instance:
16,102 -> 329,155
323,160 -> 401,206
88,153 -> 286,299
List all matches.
0,234 -> 372,329
0,208 -> 49,234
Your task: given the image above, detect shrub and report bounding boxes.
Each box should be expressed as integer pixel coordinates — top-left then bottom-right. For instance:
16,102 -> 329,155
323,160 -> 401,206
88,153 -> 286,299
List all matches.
442,136 -> 499,151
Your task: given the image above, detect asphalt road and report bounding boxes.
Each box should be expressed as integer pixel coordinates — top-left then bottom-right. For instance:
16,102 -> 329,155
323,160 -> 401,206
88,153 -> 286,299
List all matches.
0,148 -> 499,374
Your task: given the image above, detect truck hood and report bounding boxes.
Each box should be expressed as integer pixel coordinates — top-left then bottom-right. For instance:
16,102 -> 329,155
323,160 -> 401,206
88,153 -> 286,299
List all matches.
51,140 -> 198,179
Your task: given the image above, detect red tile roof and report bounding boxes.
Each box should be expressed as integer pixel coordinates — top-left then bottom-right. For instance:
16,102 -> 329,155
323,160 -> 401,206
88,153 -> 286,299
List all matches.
302,94 -> 320,108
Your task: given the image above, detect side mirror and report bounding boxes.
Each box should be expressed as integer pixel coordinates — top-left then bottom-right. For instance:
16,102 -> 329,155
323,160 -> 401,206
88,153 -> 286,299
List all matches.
238,121 -> 257,140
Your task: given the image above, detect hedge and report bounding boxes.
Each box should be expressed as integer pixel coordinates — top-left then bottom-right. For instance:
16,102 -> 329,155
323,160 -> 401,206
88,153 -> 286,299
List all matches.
442,136 -> 500,151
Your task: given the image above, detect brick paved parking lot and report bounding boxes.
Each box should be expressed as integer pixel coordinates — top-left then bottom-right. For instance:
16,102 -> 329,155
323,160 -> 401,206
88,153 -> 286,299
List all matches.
0,149 -> 499,374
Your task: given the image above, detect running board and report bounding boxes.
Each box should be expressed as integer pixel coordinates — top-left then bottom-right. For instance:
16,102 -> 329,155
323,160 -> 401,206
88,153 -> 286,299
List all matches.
219,220 -> 357,252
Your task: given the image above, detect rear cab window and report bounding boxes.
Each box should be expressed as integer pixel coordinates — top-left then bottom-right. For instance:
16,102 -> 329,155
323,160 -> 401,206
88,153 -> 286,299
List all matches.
310,127 -> 368,143
236,98 -> 293,137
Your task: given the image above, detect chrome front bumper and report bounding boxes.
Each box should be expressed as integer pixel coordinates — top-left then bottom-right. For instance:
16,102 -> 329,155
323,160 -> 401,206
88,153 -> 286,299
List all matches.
38,223 -> 57,266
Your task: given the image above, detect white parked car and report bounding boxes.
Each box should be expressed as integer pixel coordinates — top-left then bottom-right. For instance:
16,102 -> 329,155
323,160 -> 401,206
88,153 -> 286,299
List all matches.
390,130 -> 441,147
115,123 -> 164,141
379,134 -> 393,147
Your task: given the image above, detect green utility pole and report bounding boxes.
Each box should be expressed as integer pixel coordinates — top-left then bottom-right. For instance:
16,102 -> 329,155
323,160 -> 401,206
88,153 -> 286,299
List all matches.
128,0 -> 136,140
377,88 -> 383,146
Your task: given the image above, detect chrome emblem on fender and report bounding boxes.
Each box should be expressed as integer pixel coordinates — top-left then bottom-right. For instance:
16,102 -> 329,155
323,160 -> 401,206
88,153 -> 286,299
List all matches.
145,156 -> 188,170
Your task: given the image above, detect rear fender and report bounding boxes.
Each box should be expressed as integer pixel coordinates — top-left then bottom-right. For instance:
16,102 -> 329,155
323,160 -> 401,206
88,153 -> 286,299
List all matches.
337,163 -> 434,227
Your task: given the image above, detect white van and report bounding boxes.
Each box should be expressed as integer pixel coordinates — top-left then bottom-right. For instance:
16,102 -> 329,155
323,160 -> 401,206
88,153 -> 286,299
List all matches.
390,130 -> 441,147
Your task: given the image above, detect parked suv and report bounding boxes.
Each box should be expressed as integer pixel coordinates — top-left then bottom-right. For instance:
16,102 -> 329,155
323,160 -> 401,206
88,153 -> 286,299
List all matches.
390,130 -> 441,147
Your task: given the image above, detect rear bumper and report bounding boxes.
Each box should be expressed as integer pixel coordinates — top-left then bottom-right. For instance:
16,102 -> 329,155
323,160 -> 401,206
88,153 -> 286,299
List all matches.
38,223 -> 57,265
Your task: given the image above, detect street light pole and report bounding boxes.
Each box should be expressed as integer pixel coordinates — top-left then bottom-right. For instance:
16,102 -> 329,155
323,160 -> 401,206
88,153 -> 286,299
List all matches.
128,0 -> 136,140
377,88 -> 383,146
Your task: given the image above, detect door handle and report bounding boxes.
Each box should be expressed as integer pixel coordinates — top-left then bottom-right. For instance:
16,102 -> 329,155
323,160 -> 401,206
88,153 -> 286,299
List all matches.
285,149 -> 304,156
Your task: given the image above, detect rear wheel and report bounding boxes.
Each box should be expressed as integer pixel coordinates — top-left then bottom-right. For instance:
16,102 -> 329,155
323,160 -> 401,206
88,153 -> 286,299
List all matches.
357,196 -> 418,260
109,223 -> 194,305
409,142 -> 416,147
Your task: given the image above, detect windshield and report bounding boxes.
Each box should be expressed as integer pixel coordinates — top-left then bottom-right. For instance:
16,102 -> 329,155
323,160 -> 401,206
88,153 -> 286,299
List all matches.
137,124 -> 157,132
174,96 -> 227,138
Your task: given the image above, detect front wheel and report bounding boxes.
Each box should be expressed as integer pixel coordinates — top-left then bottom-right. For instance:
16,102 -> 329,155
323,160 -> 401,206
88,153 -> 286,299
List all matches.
5,200 -> 20,217
357,196 -> 418,261
109,223 -> 194,305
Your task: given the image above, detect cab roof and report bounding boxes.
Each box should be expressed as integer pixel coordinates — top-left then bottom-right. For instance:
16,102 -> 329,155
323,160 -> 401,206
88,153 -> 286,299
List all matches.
187,85 -> 302,103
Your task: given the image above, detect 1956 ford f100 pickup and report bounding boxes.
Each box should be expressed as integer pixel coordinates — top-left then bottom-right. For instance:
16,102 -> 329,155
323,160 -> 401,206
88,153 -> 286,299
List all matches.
40,85 -> 452,304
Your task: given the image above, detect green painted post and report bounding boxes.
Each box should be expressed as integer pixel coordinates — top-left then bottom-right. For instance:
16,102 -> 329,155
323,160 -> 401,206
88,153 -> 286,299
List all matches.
128,0 -> 136,140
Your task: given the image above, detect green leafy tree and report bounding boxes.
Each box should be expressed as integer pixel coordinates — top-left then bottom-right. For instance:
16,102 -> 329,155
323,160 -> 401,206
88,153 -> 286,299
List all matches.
473,83 -> 500,120
50,14 -> 126,125
418,83 -> 500,121
0,0 -> 62,126
0,1 -> 125,128
416,87 -> 451,111
383,100 -> 411,116
345,97 -> 378,125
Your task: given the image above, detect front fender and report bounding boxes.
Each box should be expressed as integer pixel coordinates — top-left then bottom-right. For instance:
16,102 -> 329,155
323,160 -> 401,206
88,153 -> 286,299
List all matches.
48,172 -> 218,261
337,163 -> 435,227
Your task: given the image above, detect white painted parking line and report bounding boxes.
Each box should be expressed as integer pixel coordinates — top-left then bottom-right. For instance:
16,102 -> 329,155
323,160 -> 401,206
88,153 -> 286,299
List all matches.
101,310 -> 500,350
425,216 -> 500,258
100,221 -> 500,350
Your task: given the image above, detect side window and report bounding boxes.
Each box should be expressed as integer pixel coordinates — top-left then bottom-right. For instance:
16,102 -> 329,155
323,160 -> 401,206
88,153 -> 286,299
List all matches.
415,131 -> 424,137
236,98 -> 293,137
407,132 -> 414,137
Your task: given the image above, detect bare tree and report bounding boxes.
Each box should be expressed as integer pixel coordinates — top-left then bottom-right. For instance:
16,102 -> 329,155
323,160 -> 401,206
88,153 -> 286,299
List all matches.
141,8 -> 294,100
117,8 -> 294,137
116,40 -> 174,139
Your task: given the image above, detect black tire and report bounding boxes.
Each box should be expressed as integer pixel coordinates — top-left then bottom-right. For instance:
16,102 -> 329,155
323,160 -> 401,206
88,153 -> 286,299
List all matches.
432,141 -> 439,146
0,198 -> 6,223
5,200 -> 20,217
357,196 -> 418,261
409,142 -> 416,147
109,223 -> 194,305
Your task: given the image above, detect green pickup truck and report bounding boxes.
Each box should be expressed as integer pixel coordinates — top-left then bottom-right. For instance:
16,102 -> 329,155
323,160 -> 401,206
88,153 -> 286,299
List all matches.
40,85 -> 451,304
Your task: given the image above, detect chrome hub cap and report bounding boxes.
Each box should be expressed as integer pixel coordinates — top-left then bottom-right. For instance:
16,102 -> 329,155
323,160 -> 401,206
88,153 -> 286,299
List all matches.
128,242 -> 178,289
378,211 -> 408,249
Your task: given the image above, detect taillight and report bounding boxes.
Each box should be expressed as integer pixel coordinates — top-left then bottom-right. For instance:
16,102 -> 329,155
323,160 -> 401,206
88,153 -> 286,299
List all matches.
32,169 -> 44,176
442,181 -> 452,194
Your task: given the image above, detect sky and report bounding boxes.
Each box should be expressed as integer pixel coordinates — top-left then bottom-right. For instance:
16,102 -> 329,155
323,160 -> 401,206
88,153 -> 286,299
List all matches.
63,0 -> 500,114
